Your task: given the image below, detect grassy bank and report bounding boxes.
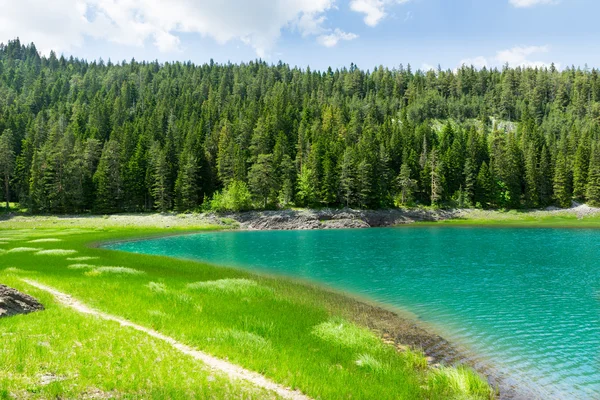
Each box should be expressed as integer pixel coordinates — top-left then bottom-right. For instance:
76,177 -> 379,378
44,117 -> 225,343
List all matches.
420,207 -> 600,228
0,216 -> 493,399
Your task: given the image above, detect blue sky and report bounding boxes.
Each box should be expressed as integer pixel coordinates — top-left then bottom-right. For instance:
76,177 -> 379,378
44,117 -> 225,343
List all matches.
1,0 -> 597,71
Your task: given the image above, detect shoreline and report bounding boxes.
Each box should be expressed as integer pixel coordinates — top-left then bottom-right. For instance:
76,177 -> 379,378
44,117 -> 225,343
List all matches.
104,234 -> 537,400
3,203 -> 600,231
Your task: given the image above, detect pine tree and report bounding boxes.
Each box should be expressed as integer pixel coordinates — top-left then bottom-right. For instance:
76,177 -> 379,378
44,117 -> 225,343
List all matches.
297,166 -> 317,207
217,121 -> 236,186
463,158 -> 476,207
553,152 -> 572,208
149,142 -> 172,212
396,163 -> 416,206
175,152 -> 201,211
93,139 -> 123,213
524,146 -> 539,208
248,154 -> 275,208
430,150 -> 443,206
277,154 -> 295,207
538,145 -> 553,206
357,159 -> 373,209
475,161 -> 494,208
339,148 -> 357,207
585,144 -> 600,206
573,135 -> 591,201
0,130 -> 15,210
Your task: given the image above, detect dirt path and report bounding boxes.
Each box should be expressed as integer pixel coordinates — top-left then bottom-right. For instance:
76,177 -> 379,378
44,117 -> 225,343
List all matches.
22,279 -> 311,400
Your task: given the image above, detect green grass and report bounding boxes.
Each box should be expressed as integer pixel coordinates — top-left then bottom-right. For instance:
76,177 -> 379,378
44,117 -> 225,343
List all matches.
0,217 -> 494,399
419,209 -> 600,228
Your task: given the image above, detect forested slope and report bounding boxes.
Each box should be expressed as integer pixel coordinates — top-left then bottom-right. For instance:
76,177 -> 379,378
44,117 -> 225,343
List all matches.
0,39 -> 599,213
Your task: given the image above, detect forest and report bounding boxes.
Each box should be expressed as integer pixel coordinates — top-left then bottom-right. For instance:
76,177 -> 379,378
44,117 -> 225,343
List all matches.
0,38 -> 599,214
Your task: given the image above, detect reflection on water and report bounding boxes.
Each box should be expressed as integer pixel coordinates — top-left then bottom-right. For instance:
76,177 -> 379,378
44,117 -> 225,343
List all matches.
110,227 -> 600,399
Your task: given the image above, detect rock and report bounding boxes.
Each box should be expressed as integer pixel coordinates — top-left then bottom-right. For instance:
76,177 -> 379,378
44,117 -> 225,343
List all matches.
217,208 -> 458,231
0,284 -> 44,318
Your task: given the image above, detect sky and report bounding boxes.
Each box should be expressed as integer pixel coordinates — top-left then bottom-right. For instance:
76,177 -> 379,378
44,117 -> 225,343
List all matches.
0,0 -> 597,72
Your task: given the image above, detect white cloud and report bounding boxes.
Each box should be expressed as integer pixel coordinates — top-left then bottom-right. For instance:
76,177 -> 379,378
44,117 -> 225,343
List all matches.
495,45 -> 553,68
458,45 -> 558,70
458,56 -> 489,69
350,0 -> 410,27
509,0 -> 557,7
0,0 -> 338,57
421,63 -> 435,72
317,29 -> 358,47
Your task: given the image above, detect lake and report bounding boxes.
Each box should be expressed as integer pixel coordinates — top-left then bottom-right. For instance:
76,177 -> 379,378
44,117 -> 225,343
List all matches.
108,227 -> 600,399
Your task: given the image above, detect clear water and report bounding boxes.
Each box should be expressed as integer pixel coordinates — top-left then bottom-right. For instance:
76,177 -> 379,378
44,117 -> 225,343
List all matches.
109,227 -> 600,399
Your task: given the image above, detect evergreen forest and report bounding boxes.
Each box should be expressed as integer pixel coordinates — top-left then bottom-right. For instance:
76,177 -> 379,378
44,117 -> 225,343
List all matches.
1,39 -> 600,214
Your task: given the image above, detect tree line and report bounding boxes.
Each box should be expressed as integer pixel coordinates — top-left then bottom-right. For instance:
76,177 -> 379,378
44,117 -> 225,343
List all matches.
1,38 -> 600,214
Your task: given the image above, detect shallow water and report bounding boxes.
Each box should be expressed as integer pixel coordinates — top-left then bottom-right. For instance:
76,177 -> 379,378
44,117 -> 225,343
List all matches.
109,227 -> 600,399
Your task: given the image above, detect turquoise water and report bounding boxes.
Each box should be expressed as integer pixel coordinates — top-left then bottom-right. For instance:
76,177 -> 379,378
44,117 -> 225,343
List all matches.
109,227 -> 600,399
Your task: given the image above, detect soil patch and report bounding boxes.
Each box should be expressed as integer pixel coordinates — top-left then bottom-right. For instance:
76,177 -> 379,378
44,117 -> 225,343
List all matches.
0,284 -> 44,318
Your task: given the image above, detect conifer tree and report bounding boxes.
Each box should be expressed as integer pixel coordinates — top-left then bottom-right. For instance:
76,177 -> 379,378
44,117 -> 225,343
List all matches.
553,152 -> 572,208
0,129 -> 15,210
396,163 -> 416,206
538,145 -> 553,206
175,152 -> 201,211
93,139 -> 123,213
573,135 -> 591,200
524,146 -> 539,207
339,148 -> 357,207
430,150 -> 443,206
475,161 -> 494,208
297,166 -> 317,207
463,158 -> 476,207
149,142 -> 172,212
248,153 -> 275,208
585,144 -> 600,206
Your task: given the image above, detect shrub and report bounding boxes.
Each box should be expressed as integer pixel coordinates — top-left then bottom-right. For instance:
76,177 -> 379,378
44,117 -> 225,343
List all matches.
208,180 -> 253,212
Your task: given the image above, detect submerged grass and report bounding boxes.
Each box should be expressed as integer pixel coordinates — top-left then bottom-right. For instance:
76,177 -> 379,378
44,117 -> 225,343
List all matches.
0,216 -> 494,399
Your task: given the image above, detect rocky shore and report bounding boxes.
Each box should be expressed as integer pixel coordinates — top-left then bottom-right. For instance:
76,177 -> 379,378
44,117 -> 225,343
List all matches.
223,208 -> 459,230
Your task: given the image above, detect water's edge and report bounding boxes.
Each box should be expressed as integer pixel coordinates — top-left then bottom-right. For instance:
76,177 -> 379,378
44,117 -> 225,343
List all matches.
102,231 -> 540,400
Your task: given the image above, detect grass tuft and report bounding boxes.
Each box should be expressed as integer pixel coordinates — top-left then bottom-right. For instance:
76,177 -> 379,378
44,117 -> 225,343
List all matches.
35,249 -> 78,256
3,267 -> 28,274
355,353 -> 387,373
427,366 -> 495,399
147,281 -> 167,293
66,256 -> 99,261
187,278 -> 269,295
67,264 -> 96,269
91,266 -> 145,275
7,247 -> 42,253
312,317 -> 381,349
211,329 -> 272,353
28,238 -> 63,243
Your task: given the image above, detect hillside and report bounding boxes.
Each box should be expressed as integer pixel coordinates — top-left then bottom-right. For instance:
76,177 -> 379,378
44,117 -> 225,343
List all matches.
1,39 -> 600,213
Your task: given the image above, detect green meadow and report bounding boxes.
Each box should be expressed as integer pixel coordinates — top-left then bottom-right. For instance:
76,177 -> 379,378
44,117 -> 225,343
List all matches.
0,217 -> 494,399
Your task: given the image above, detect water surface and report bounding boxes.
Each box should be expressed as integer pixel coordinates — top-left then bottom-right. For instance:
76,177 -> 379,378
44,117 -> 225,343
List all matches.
109,227 -> 600,399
